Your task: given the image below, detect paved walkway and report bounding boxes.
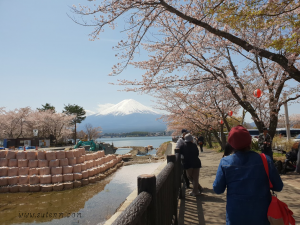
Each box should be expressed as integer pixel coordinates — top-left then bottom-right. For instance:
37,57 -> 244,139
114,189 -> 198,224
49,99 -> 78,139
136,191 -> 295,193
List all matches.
178,148 -> 300,225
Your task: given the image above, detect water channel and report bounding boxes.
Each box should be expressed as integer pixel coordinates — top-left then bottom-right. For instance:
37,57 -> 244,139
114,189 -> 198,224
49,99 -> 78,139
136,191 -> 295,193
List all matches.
0,162 -> 163,225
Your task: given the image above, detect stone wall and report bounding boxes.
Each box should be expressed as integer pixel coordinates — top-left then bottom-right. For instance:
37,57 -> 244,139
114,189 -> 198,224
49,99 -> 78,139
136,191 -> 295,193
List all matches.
0,148 -> 122,193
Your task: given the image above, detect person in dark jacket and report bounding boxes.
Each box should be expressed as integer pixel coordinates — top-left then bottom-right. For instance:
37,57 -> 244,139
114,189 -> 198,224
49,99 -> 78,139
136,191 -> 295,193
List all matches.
176,129 -> 190,188
296,142 -> 300,173
197,135 -> 204,152
258,127 -> 273,160
179,133 -> 202,196
213,125 -> 283,225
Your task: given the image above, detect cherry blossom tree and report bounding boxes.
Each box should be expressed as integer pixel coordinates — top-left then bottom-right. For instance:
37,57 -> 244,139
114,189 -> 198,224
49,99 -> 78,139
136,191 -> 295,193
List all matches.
0,108 -> 75,145
85,123 -> 102,140
0,107 -> 32,139
71,0 -> 300,138
71,0 -> 300,81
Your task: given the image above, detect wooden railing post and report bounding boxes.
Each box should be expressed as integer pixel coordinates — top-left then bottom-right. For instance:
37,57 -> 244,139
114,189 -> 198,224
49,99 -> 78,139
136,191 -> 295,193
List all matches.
138,174 -> 157,225
167,154 -> 178,224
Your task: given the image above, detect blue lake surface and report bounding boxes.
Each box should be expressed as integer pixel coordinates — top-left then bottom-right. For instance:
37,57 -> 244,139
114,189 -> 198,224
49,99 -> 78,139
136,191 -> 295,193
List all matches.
96,136 -> 172,149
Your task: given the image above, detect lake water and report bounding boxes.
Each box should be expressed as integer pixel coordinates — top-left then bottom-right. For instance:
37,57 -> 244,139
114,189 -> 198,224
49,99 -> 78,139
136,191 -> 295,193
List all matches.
97,136 -> 172,148
0,162 -> 163,225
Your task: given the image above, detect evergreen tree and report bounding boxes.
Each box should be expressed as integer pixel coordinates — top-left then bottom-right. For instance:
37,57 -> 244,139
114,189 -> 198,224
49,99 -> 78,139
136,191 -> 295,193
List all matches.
63,104 -> 86,143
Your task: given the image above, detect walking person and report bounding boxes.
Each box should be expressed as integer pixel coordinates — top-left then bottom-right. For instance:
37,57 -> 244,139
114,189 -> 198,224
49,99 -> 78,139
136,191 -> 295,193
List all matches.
213,125 -> 283,225
197,134 -> 204,152
296,142 -> 300,173
258,127 -> 273,160
179,133 -> 203,196
176,129 -> 190,188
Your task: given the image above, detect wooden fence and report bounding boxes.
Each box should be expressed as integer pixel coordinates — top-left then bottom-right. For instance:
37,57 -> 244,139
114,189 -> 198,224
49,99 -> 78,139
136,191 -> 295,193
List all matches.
112,149 -> 183,225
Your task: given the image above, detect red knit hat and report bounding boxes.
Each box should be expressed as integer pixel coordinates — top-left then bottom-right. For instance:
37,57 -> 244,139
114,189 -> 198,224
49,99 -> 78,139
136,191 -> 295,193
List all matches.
228,125 -> 252,150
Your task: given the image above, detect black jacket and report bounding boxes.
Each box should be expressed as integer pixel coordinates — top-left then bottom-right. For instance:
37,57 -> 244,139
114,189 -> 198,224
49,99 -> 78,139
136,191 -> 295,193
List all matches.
179,142 -> 201,169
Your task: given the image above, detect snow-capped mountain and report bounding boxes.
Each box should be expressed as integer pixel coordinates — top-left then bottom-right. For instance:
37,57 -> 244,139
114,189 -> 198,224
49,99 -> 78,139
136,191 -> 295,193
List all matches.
96,99 -> 159,116
79,99 -> 166,133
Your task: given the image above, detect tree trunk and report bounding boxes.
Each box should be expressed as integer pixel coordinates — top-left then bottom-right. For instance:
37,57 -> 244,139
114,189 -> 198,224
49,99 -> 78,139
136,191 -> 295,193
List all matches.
207,131 -> 212,148
220,124 -> 227,151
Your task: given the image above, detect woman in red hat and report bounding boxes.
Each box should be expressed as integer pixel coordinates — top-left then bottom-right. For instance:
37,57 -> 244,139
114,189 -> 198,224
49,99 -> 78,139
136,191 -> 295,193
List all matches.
213,125 -> 283,225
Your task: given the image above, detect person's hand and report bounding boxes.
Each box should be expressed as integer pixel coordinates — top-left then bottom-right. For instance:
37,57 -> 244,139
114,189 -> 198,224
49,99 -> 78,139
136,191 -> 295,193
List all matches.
264,142 -> 267,144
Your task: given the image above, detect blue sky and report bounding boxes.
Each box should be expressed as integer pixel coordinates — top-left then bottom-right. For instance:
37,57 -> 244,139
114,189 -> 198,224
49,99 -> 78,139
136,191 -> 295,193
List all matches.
0,0 -> 155,114
0,0 -> 299,122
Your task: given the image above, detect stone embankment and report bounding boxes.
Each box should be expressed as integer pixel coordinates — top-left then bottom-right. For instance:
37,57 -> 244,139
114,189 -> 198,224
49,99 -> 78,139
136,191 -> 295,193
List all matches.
0,148 -> 123,193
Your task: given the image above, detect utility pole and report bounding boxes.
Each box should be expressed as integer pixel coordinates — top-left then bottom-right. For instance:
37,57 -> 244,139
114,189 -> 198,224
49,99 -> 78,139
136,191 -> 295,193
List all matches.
283,94 -> 291,141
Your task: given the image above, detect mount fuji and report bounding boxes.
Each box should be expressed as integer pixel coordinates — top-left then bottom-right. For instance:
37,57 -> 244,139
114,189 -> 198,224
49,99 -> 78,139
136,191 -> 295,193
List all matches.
79,99 -> 167,133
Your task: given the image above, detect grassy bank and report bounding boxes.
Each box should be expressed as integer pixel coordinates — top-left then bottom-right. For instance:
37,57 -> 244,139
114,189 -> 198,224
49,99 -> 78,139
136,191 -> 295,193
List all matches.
156,141 -> 171,156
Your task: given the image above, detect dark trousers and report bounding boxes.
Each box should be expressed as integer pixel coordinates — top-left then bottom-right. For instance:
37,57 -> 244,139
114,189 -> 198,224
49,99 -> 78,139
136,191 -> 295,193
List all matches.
199,144 -> 203,152
262,149 -> 273,161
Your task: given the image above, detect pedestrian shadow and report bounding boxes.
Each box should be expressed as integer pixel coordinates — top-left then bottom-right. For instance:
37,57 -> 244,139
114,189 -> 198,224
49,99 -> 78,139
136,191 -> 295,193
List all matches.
178,188 -> 226,225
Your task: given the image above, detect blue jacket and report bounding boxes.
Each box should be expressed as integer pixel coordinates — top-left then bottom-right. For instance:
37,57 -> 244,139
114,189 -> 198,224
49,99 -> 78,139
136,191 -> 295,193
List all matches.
213,151 -> 283,225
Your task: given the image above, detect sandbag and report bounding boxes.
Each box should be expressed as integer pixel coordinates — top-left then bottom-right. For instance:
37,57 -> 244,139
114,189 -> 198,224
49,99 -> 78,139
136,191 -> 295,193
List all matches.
56,151 -> 65,159
79,148 -> 86,155
0,150 -> 8,158
85,154 -> 92,161
29,175 -> 40,185
40,175 -> 52,184
8,167 -> 18,176
29,184 -> 40,192
16,151 -> 26,159
68,157 -> 76,165
0,177 -> 8,186
40,184 -> 53,192
89,177 -> 96,183
73,164 -> 81,173
73,173 -> 82,180
9,185 -> 19,193
37,151 -> 46,160
64,182 -> 73,190
45,151 -> 56,161
72,149 -> 80,158
99,165 -> 105,173
87,161 -> 93,169
6,151 -> 16,159
53,183 -> 63,191
38,167 -> 50,175
8,159 -> 18,167
62,166 -> 73,174
51,174 -> 63,184
19,175 -> 29,184
82,178 -> 89,186
0,158 -> 8,167
19,167 -> 29,175
82,170 -> 89,179
19,184 -> 30,192
0,186 -> 9,193
65,151 -> 74,158
38,160 -> 48,168
0,167 -> 8,176
28,160 -> 38,168
63,174 -> 74,182
18,159 -> 28,167
26,151 -> 37,160
8,176 -> 19,185
81,163 -> 87,171
49,159 -> 59,167
76,157 -> 84,164
59,158 -> 68,167
51,167 -> 62,175
28,168 -> 38,175
88,169 -> 95,177
93,160 -> 97,167
73,180 -> 82,188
